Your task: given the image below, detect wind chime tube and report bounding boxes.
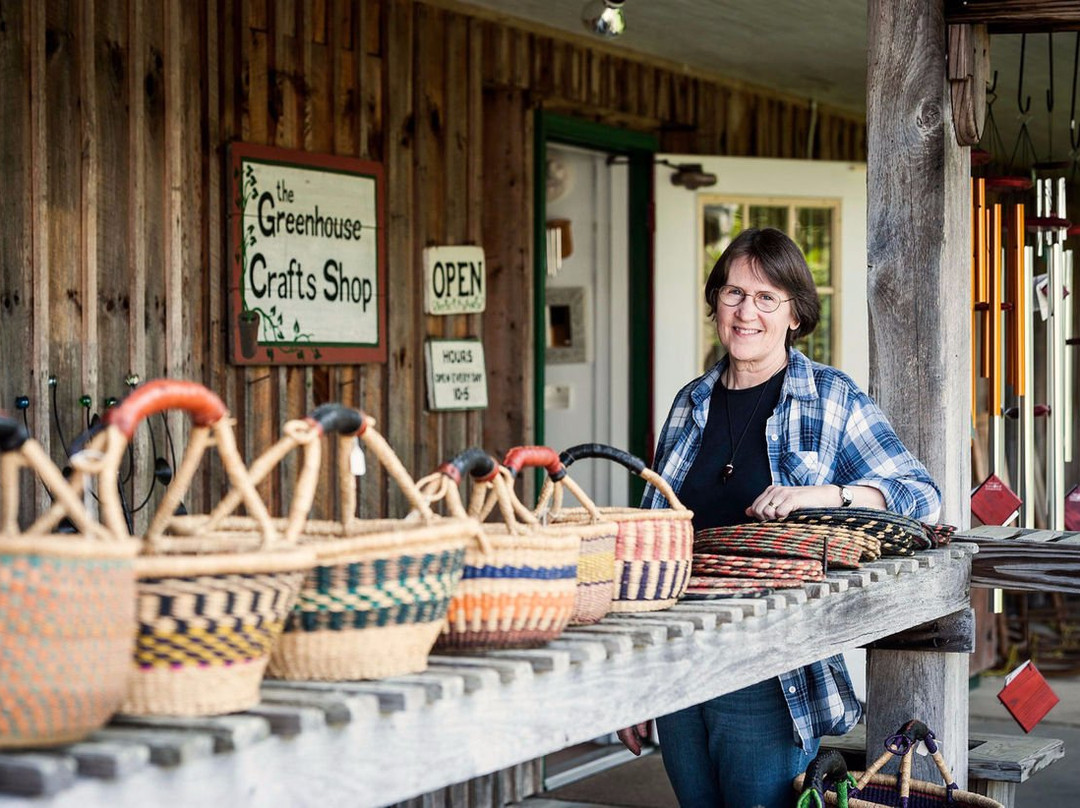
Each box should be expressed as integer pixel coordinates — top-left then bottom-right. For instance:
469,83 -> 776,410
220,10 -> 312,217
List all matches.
1049,239 -> 1067,529
978,182 -> 991,379
990,204 -> 1005,476
1022,243 -> 1036,529
1065,248 -> 1074,465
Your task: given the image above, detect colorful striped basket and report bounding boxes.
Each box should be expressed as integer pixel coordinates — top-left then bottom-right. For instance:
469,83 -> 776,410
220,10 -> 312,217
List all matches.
74,380 -> 316,717
1,417 -> 138,749
417,449 -> 581,649
694,521 -> 871,569
794,720 -> 1004,807
783,507 -> 941,556
495,446 -> 617,626
266,405 -> 482,681
535,444 -> 694,613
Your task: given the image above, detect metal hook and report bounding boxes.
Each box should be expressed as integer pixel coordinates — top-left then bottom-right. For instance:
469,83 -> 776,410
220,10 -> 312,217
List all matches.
1070,32 -> 1080,150
1046,33 -> 1055,113
1018,33 -> 1031,115
987,69 -> 998,97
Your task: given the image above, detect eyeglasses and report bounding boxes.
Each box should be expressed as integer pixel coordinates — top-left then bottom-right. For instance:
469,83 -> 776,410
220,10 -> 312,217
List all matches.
714,284 -> 793,314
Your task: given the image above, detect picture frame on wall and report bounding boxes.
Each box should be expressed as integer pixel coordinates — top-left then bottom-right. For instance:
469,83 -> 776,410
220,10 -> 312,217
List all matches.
545,286 -> 587,364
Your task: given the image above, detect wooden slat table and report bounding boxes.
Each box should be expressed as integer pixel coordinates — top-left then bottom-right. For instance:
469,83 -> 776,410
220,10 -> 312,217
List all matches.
0,546 -> 975,807
960,525 -> 1080,594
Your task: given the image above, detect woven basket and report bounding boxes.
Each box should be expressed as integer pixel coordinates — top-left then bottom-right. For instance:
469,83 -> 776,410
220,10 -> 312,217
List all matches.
794,721 -> 1004,808
0,418 -> 138,749
495,446 -> 617,626
535,444 -> 694,613
266,405 -> 481,681
692,553 -> 825,582
785,508 -> 942,556
75,380 -> 316,717
417,449 -> 580,649
684,577 -> 775,599
695,521 -> 871,569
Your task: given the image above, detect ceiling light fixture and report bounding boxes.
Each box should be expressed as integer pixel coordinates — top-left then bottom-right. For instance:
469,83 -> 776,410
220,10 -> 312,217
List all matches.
582,0 -> 626,39
657,160 -> 718,190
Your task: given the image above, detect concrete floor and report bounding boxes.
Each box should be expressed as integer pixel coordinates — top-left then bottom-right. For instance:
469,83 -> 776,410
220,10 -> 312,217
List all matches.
520,675 -> 1079,808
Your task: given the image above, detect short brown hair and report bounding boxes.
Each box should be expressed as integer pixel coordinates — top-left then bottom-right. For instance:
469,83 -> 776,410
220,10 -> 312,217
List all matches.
704,227 -> 820,347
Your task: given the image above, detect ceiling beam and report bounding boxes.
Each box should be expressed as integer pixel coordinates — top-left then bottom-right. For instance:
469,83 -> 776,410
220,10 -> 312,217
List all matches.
945,1 -> 1080,32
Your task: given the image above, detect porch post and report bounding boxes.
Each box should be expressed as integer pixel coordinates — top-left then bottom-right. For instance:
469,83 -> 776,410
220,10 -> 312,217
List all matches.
865,0 -> 971,786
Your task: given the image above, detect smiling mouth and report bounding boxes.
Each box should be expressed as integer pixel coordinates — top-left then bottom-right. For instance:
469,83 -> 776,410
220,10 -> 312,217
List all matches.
732,326 -> 760,336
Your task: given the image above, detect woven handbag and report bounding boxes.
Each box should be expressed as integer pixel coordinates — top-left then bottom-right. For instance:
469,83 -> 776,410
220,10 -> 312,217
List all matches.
266,404 -> 483,681
417,449 -> 580,649
793,720 -> 1004,808
495,446 -> 617,626
74,380 -> 317,716
0,417 -> 138,749
534,444 -> 694,613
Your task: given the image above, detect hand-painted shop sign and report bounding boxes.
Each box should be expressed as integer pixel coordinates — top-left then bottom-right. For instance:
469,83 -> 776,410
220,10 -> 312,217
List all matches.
227,143 -> 386,365
425,339 -> 488,411
423,246 -> 486,314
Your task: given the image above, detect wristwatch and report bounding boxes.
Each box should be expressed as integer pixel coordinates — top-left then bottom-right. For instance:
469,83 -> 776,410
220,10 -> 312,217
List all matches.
837,485 -> 853,508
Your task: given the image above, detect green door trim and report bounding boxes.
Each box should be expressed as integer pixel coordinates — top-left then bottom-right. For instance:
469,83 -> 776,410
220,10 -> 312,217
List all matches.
533,112 -> 657,502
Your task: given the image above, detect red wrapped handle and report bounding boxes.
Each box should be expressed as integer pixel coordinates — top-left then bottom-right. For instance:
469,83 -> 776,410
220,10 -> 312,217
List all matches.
501,445 -> 566,480
104,379 -> 228,439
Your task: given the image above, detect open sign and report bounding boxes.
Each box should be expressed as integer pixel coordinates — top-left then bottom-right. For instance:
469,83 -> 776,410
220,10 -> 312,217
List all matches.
423,246 -> 486,315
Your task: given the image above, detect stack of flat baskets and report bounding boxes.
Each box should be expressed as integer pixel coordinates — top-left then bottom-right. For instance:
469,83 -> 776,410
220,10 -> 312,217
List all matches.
535,443 -> 694,613
267,404 -> 483,681
495,446 -> 617,626
73,380 -> 317,716
417,448 -> 581,649
1,416 -> 138,748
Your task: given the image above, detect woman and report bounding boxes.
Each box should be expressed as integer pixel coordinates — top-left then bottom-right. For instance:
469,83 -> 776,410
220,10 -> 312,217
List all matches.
617,228 -> 941,808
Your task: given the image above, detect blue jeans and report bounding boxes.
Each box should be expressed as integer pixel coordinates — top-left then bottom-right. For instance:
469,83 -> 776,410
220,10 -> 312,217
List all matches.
655,678 -> 819,808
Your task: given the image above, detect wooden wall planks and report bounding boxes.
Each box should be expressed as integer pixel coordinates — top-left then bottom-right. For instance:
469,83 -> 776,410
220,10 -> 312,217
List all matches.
0,0 -> 865,522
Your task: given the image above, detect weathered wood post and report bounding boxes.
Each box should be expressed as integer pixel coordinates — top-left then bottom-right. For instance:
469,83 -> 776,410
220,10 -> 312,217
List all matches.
865,0 -> 971,786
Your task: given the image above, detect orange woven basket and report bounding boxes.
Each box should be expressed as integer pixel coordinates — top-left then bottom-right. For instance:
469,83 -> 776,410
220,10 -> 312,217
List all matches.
417,449 -> 580,650
1,416 -> 138,749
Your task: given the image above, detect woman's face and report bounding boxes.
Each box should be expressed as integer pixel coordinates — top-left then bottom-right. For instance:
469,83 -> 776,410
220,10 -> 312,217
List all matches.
714,256 -> 799,369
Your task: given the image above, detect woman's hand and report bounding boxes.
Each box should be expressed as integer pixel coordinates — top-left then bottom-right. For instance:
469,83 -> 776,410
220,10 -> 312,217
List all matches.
746,484 -> 886,520
616,722 -> 651,756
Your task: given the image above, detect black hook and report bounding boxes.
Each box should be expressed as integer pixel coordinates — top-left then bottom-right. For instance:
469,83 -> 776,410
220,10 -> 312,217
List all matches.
1047,34 -> 1055,112
988,69 -> 998,97
1019,33 -> 1031,115
1071,32 -> 1080,150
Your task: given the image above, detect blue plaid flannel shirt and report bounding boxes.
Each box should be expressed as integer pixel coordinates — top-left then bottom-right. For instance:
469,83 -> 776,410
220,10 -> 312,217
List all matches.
642,348 -> 942,746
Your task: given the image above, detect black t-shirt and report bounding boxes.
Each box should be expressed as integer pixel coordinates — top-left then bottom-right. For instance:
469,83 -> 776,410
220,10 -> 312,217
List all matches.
677,370 -> 786,531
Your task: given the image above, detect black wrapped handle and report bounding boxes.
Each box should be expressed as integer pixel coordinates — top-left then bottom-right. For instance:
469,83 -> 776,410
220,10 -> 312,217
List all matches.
801,749 -> 850,798
559,443 -> 647,475
0,416 -> 29,453
438,447 -> 498,485
885,719 -> 934,755
308,403 -> 366,436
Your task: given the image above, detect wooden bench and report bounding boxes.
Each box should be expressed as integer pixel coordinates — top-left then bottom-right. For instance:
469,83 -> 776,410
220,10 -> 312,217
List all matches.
821,723 -> 1064,808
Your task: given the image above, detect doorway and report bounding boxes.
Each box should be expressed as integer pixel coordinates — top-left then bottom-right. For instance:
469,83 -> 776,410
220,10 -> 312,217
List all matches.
533,114 -> 656,505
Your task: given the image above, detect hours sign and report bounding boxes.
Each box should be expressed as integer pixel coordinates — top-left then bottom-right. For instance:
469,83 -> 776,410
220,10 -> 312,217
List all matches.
228,143 -> 387,365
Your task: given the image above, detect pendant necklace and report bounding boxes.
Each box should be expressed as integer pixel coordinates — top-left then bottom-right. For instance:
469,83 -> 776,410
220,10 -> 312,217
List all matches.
720,364 -> 785,483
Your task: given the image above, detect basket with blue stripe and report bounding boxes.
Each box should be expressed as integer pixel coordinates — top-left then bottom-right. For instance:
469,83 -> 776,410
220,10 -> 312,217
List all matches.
266,405 -> 484,681
417,449 -> 581,649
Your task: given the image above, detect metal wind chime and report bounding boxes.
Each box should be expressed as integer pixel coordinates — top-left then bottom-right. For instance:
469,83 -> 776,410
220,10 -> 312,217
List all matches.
971,32 -> 1080,534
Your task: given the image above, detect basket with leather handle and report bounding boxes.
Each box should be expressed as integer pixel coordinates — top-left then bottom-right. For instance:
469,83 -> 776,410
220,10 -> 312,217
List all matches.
266,404 -> 484,681
0,416 -> 138,748
535,443 -> 693,613
72,380 -> 317,716
793,720 -> 1004,807
494,446 -> 617,626
416,449 -> 580,649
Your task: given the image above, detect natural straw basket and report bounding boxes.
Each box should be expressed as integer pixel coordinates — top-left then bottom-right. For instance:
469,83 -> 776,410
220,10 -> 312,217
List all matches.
74,380 -> 316,717
535,444 -> 694,613
794,720 -> 1003,808
0,417 -> 138,749
417,449 -> 581,649
495,446 -> 617,626
266,404 -> 484,681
